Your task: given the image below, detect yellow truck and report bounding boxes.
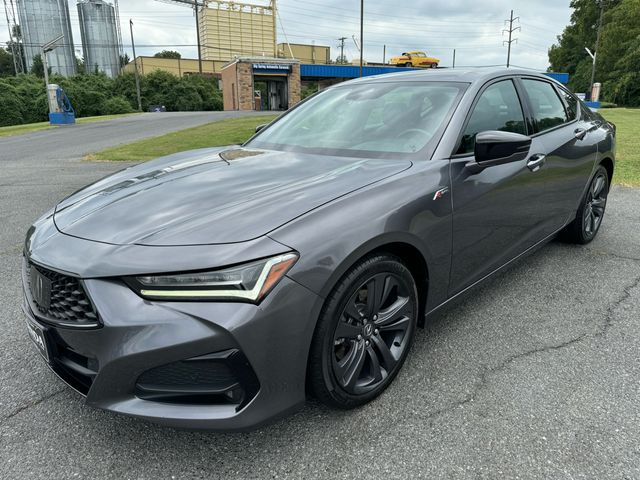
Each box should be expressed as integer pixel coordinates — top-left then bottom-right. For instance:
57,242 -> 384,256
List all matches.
389,51 -> 439,68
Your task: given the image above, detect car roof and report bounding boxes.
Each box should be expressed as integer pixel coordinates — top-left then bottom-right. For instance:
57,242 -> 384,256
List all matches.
344,67 -> 557,86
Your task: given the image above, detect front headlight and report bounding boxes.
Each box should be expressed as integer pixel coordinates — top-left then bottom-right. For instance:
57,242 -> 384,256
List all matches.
126,253 -> 298,303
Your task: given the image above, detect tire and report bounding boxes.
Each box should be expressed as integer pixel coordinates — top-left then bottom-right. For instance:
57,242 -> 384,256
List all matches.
308,254 -> 418,409
430,63 -> 438,69
561,165 -> 609,244
404,62 -> 412,67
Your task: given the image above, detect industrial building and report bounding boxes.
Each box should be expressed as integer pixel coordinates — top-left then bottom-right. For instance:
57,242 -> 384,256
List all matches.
198,0 -> 276,62
122,56 -> 227,78
77,0 -> 121,77
15,0 -> 77,76
276,42 -> 330,64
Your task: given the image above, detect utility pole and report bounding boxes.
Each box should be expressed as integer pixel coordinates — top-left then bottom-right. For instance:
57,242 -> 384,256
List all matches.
588,0 -> 605,100
383,44 -> 386,64
337,37 -> 347,64
129,20 -> 143,112
359,0 -> 364,76
452,49 -> 456,69
194,1 -> 203,74
503,10 -> 520,68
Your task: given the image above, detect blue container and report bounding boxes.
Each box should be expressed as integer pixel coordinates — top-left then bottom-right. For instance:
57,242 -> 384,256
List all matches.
49,112 -> 76,125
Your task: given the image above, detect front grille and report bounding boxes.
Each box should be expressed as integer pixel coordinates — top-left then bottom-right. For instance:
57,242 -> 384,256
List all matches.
24,260 -> 100,328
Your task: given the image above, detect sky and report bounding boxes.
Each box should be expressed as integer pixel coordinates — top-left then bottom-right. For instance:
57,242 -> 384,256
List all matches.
1,0 -> 573,71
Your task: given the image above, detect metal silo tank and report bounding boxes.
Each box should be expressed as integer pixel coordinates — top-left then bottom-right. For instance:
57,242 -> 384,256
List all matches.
16,0 -> 77,76
77,0 -> 121,78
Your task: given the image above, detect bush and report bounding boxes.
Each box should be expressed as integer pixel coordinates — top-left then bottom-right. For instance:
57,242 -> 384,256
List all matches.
102,96 -> 134,115
0,82 -> 26,126
0,70 -> 224,127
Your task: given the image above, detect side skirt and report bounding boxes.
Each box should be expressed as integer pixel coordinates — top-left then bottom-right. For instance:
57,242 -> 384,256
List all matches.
424,223 -> 569,321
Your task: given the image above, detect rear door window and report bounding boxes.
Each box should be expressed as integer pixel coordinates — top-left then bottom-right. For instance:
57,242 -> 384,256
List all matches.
522,79 -> 569,133
557,87 -> 579,121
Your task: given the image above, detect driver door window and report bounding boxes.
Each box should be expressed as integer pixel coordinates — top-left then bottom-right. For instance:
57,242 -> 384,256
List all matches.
457,80 -> 526,155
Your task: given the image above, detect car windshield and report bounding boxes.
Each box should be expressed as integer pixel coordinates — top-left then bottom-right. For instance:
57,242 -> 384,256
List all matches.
245,81 -> 467,159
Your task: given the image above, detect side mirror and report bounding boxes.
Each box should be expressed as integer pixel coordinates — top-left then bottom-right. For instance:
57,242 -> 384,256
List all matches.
466,130 -> 531,173
255,124 -> 268,133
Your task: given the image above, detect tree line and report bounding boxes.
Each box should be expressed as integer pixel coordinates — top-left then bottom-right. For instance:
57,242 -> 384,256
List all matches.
0,66 -> 223,127
549,0 -> 640,106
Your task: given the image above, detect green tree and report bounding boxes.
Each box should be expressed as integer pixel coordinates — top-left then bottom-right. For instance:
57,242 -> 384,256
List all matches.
30,54 -> 49,78
549,0 -> 640,105
119,53 -> 130,68
154,50 -> 182,59
0,48 -> 15,76
75,56 -> 86,75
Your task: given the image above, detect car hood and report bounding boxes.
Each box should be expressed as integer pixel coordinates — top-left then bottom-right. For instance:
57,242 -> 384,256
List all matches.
54,147 -> 411,246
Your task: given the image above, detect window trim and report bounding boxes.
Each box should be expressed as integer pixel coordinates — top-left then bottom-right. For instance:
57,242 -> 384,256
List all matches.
516,76 -> 579,137
451,76 -> 529,158
554,84 -> 580,122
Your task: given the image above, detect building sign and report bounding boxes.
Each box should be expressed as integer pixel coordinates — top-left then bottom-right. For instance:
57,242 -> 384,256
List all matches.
253,63 -> 291,73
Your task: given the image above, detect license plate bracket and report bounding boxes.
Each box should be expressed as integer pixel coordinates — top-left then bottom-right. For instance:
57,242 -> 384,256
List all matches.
24,317 -> 50,364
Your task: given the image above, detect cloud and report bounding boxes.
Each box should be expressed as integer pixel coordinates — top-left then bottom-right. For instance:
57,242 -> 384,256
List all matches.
1,0 -> 571,71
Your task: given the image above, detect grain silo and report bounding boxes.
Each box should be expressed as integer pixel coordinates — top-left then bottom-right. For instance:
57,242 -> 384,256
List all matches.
77,0 -> 121,77
16,0 -> 77,76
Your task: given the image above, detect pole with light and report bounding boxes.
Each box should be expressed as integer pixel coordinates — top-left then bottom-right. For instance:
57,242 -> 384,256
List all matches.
129,19 -> 143,112
585,46 -> 596,99
587,0 -> 605,101
41,34 -> 64,113
359,0 -> 364,77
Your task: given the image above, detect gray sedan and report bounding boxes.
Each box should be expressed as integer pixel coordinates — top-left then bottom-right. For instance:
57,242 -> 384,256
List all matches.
22,68 -> 615,430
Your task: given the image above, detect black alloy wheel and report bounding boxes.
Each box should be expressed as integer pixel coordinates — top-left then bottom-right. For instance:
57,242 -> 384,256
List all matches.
562,165 -> 609,244
583,170 -> 608,237
308,254 -> 418,408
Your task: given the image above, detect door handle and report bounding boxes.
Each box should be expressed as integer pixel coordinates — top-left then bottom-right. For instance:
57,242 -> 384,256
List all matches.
574,128 -> 587,140
527,154 -> 546,172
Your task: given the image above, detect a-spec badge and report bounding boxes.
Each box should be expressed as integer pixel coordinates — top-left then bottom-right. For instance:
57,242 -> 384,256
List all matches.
433,187 -> 450,201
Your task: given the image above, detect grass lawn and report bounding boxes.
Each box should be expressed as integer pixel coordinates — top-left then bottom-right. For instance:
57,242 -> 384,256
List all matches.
88,108 -> 638,187
0,112 -> 142,139
599,108 -> 640,186
88,114 -> 278,162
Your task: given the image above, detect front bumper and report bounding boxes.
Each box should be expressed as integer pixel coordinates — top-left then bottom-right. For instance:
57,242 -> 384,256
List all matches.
22,225 -> 323,431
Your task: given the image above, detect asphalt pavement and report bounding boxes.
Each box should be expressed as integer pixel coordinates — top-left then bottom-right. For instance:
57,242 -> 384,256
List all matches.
1,116 -> 639,479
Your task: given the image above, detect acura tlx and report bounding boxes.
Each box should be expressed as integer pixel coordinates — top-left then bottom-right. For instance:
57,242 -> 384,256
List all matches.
22,69 -> 615,430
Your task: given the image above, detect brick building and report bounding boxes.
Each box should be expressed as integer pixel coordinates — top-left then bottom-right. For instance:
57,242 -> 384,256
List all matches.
221,57 -> 300,111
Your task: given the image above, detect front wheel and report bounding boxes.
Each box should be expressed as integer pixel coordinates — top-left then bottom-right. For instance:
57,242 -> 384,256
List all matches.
308,254 -> 418,409
404,62 -> 413,67
561,165 -> 609,244
430,63 -> 438,69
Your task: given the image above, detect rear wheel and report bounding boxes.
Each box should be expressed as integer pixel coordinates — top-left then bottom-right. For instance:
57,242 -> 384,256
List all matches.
561,165 -> 609,244
308,254 -> 418,409
430,63 -> 438,69
404,62 -> 412,67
